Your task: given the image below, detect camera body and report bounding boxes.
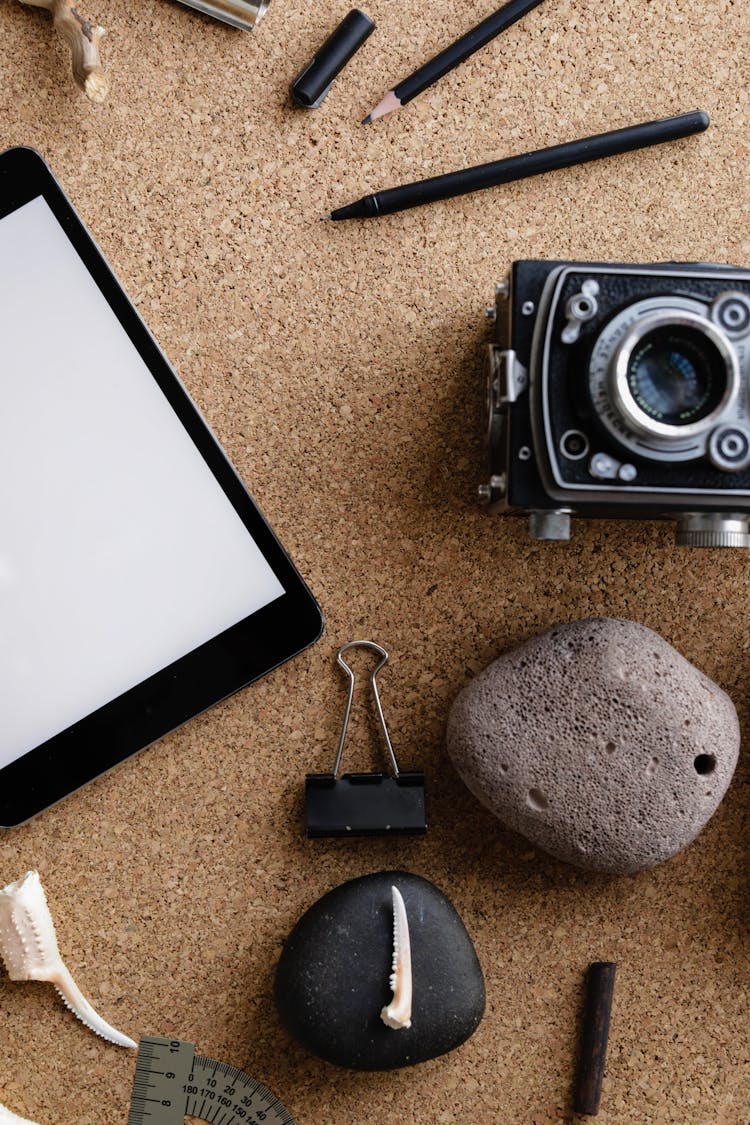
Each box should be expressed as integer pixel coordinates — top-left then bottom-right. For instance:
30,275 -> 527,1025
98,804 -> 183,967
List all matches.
481,260 -> 750,546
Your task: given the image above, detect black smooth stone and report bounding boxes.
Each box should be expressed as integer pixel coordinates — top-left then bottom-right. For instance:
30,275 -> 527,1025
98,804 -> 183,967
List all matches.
274,870 -> 485,1070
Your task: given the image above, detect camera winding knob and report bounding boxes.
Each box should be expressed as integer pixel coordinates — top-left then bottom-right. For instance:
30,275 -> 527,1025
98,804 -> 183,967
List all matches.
675,513 -> 750,548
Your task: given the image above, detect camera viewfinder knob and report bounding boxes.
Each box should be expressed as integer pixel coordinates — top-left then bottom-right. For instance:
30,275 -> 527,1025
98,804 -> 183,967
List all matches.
707,424 -> 750,472
711,292 -> 750,339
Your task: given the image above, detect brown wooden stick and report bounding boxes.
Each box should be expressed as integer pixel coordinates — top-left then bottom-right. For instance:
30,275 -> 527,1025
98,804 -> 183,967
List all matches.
16,0 -> 108,102
574,962 -> 617,1116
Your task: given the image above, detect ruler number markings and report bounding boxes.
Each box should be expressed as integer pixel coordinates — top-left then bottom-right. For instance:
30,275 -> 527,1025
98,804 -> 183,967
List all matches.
131,1036 -> 294,1124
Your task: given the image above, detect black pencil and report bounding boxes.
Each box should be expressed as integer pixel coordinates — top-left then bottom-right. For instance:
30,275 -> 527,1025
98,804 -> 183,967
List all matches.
326,110 -> 710,220
362,0 -> 546,124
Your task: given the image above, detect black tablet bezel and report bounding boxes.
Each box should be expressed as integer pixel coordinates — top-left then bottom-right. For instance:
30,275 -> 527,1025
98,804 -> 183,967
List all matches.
0,147 -> 323,827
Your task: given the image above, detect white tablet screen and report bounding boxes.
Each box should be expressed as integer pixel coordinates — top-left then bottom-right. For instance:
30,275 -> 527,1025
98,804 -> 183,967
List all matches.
0,195 -> 285,768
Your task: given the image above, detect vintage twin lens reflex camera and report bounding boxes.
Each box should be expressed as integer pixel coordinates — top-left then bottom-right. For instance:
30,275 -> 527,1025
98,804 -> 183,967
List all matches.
481,260 -> 750,547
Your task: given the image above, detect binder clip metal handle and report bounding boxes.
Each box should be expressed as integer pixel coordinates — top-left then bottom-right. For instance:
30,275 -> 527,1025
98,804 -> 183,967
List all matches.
305,641 -> 427,839
333,640 -> 400,778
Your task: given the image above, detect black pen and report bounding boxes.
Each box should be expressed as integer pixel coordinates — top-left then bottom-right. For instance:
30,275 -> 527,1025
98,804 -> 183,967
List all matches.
363,0 -> 546,124
326,111 -> 710,221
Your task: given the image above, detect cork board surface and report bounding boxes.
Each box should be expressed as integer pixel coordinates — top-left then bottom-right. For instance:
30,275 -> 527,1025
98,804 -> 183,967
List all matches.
1,0 -> 750,1121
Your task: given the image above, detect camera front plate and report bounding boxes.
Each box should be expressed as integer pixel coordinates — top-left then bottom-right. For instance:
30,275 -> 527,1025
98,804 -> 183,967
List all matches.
531,264 -> 750,507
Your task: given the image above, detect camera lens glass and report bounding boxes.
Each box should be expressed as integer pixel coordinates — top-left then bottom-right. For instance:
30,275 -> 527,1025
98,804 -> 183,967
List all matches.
626,325 -> 727,426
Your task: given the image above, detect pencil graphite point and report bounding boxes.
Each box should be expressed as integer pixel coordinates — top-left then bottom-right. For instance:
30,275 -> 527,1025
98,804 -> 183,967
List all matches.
361,113 -> 373,125
372,0 -> 549,124
363,90 -> 402,124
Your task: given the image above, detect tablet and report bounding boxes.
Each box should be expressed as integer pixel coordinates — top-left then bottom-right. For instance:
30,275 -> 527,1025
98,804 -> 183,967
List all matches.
0,147 -> 323,827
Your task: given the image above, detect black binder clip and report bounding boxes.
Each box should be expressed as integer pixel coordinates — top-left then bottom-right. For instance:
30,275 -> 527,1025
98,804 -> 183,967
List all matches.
305,641 -> 427,838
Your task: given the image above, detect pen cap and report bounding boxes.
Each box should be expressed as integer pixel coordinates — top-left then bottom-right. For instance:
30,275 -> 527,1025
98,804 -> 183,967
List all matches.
291,9 -> 375,108
175,0 -> 270,31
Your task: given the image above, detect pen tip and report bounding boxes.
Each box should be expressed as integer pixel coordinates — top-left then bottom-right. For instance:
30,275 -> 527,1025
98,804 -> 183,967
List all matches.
320,214 -> 333,221
361,113 -> 372,125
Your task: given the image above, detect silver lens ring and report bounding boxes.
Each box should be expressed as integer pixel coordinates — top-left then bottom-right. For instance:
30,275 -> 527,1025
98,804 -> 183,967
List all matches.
610,310 -> 739,442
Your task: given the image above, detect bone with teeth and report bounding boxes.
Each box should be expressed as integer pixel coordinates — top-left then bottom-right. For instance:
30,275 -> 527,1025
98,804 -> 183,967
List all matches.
0,871 -> 136,1049
0,1102 -> 42,1125
380,884 -> 412,1030
14,0 -> 108,102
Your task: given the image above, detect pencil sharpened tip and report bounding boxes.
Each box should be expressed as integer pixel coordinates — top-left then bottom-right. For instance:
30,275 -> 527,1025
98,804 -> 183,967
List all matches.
361,113 -> 372,125
364,91 -> 402,124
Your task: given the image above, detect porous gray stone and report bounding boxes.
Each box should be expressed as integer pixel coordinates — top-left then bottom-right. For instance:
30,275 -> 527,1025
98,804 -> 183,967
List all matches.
447,617 -> 739,874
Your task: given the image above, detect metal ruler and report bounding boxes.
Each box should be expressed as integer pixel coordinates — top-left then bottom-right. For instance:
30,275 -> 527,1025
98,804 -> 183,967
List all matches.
128,1035 -> 295,1124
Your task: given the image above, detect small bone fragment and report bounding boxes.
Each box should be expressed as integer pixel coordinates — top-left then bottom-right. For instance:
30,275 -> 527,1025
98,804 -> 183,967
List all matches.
380,885 -> 412,1030
0,1103 -> 42,1125
15,0 -> 108,102
0,871 -> 136,1048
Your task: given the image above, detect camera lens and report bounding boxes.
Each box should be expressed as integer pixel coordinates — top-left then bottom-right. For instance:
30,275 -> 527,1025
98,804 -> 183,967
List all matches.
594,300 -> 740,461
625,325 -> 726,427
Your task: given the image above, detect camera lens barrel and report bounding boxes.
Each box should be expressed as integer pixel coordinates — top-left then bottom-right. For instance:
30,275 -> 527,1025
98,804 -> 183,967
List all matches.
610,310 -> 739,442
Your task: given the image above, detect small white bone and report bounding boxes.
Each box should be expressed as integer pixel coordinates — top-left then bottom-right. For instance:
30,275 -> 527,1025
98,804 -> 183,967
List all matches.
0,1102 -> 42,1125
0,871 -> 136,1049
380,885 -> 412,1030
14,0 -> 108,102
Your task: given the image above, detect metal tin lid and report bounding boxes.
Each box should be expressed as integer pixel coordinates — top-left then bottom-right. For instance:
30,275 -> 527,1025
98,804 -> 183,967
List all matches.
176,0 -> 270,32
291,9 -> 375,109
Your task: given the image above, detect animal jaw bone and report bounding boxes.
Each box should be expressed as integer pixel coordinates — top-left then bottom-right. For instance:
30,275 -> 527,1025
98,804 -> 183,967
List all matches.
15,0 -> 108,102
0,871 -> 136,1049
0,1102 -> 42,1125
380,885 -> 412,1030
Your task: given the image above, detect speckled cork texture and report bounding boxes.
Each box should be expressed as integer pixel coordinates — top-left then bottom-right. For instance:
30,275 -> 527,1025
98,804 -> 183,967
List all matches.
0,1 -> 749,1122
